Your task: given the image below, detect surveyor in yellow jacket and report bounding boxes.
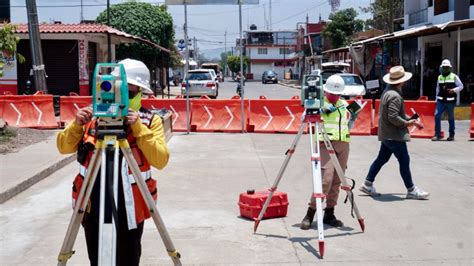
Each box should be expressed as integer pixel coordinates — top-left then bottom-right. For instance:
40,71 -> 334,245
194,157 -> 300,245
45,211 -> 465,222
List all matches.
300,75 -> 358,230
57,58 -> 169,266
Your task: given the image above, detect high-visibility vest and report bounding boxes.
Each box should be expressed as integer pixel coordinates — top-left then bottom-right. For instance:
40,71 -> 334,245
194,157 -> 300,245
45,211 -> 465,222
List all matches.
320,98 -> 350,143
437,73 -> 457,103
72,109 -> 158,225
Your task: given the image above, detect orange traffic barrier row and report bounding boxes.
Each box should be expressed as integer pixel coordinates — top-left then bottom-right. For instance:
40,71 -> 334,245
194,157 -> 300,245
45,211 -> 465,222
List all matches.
59,96 -> 92,126
373,99 -> 442,139
470,103 -> 474,138
248,98 -> 304,133
191,99 -> 247,132
141,98 -> 190,132
347,99 -> 372,136
0,95 -> 57,128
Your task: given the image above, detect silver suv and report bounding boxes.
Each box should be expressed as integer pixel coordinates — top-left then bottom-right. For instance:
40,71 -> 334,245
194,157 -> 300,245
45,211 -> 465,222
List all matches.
181,69 -> 219,98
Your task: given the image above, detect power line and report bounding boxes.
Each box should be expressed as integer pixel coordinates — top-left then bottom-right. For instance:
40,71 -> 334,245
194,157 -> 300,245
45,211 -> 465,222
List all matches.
272,0 -> 328,26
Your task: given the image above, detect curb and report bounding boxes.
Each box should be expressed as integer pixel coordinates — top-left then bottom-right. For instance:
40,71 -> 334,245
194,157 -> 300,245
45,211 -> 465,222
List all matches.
0,154 -> 76,204
279,82 -> 301,90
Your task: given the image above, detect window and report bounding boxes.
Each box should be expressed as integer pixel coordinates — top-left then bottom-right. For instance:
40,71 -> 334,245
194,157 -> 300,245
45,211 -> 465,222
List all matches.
279,48 -> 291,54
258,48 -> 268,54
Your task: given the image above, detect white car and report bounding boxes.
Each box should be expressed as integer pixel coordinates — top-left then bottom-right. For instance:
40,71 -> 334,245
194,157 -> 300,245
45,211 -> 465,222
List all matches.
337,74 -> 366,98
181,69 -> 219,98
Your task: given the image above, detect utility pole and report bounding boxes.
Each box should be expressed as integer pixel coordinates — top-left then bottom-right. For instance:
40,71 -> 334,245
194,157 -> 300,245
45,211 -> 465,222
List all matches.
269,0 -> 272,30
283,36 -> 286,77
80,0 -> 84,22
224,30 -> 227,76
26,0 -> 47,93
193,37 -> 198,65
107,0 -> 112,62
184,3 -> 190,134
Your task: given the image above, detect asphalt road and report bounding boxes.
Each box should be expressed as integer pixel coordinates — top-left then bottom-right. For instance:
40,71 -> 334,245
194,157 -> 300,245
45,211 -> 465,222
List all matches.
164,80 -> 300,100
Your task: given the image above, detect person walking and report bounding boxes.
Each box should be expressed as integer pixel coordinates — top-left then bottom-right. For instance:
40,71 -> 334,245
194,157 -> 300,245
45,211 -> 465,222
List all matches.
57,58 -> 170,265
432,59 -> 464,141
300,75 -> 359,229
359,66 -> 429,200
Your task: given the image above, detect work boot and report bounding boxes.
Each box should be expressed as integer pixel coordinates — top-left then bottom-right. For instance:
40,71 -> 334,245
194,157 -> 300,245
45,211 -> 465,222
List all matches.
447,134 -> 455,141
300,207 -> 316,230
323,207 -> 344,227
431,135 -> 443,141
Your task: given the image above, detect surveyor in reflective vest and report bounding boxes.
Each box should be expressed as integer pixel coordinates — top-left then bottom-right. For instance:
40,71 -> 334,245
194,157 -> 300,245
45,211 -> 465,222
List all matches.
57,58 -> 169,266
432,59 -> 463,141
300,75 -> 358,230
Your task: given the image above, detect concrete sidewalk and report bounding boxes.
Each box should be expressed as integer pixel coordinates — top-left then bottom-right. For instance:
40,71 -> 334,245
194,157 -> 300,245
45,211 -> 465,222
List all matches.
0,133 -> 75,203
0,121 -> 472,265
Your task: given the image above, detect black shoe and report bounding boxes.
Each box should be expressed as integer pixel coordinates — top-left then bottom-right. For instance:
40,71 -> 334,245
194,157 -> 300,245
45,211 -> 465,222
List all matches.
447,135 -> 455,141
300,207 -> 316,230
323,207 -> 343,227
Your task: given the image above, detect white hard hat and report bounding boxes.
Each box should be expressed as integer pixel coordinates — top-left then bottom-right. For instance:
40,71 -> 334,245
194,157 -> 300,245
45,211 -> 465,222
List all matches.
324,75 -> 345,95
440,59 -> 452,68
112,58 -> 153,95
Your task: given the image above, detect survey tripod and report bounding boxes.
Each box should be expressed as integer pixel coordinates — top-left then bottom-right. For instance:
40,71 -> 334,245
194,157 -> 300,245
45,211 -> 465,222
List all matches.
253,109 -> 365,258
57,122 -> 182,266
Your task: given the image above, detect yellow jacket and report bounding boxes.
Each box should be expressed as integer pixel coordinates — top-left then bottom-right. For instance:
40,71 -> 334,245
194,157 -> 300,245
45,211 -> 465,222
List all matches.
57,115 -> 169,170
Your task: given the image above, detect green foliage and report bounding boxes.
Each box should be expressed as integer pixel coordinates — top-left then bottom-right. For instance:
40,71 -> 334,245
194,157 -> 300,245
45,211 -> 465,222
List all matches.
226,55 -> 249,74
0,23 -> 25,77
322,8 -> 364,48
219,51 -> 231,72
360,0 -> 404,33
96,2 -> 175,68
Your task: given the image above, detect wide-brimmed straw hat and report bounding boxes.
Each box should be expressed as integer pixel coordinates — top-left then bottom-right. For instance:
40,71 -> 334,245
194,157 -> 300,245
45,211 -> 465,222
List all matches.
383,66 -> 413,85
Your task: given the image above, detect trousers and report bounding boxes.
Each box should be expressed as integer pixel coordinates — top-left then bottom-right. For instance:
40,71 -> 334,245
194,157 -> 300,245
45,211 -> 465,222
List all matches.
310,141 -> 349,209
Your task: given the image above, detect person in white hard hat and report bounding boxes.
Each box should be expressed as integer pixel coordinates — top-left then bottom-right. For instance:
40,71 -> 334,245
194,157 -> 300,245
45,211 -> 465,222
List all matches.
57,58 -> 169,265
360,66 -> 429,200
300,75 -> 359,230
432,59 -> 464,141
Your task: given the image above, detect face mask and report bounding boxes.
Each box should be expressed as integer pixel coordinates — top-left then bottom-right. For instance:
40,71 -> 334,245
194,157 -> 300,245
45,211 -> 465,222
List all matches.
325,92 -> 340,104
441,67 -> 451,77
129,91 -> 142,111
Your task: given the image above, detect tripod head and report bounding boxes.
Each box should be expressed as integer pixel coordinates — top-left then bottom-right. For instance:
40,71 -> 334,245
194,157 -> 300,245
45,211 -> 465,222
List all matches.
92,63 -> 129,128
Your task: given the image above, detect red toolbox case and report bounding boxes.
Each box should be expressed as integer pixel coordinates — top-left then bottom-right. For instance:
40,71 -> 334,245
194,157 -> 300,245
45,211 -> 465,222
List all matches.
238,190 -> 289,220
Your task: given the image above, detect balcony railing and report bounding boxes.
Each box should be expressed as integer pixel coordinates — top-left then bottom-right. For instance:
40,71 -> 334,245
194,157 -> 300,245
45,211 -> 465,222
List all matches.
409,8 -> 428,26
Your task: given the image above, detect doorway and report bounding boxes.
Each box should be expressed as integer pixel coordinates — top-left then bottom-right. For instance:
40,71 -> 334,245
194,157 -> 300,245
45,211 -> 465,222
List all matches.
423,43 -> 442,100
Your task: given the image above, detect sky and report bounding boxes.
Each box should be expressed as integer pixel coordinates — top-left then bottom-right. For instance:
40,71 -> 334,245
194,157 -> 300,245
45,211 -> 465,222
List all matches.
10,0 -> 373,58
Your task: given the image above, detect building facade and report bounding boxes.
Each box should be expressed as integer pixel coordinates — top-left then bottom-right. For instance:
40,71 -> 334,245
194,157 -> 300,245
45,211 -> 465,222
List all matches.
244,29 -> 297,80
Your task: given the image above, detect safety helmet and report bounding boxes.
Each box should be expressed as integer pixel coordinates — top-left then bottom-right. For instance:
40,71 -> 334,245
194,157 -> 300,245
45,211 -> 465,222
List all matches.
440,59 -> 452,68
112,58 -> 153,95
324,75 -> 345,95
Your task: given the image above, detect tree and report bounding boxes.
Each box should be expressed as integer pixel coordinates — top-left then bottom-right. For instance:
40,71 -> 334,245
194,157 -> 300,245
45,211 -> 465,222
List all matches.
219,51 -> 231,73
226,55 -> 249,74
96,1 -> 175,68
360,0 -> 404,33
322,8 -> 364,48
0,23 -> 25,77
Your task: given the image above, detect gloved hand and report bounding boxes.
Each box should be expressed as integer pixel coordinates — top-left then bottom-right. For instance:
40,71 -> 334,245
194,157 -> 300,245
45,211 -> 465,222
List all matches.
321,104 -> 336,114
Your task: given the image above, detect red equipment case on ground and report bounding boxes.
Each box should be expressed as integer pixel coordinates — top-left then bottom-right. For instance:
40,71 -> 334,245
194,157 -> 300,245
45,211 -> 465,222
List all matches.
238,190 -> 289,220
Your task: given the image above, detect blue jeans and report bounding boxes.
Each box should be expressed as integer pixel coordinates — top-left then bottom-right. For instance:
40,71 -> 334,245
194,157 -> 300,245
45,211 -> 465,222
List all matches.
365,140 -> 414,189
434,101 -> 455,137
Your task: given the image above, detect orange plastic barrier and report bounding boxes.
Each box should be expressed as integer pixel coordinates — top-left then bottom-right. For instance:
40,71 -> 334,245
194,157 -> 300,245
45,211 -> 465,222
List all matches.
59,96 -> 92,126
141,98 -> 190,132
373,99 -> 442,138
190,99 -> 248,132
347,99 -> 372,136
0,95 -> 57,128
248,99 -> 304,133
470,103 -> 474,138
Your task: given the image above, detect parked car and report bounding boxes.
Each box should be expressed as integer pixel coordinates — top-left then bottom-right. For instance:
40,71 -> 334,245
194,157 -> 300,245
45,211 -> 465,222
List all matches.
181,69 -> 219,98
262,70 -> 278,84
337,73 -> 366,98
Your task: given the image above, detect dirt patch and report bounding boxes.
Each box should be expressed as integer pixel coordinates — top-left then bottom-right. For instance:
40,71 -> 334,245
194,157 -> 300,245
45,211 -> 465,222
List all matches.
0,127 -> 56,154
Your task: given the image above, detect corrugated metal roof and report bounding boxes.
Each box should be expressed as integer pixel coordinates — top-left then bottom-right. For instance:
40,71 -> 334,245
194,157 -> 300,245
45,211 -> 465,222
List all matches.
14,23 -> 170,53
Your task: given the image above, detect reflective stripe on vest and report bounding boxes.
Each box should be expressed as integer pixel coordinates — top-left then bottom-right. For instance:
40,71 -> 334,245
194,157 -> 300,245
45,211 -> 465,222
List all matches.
320,98 -> 350,142
79,165 -> 151,184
